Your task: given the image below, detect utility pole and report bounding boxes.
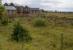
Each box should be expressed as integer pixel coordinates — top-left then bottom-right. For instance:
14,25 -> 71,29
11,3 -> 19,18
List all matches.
60,33 -> 64,50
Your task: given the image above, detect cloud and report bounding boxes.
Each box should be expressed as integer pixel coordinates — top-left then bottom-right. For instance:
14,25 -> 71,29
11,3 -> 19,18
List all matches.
2,0 -> 73,11
2,0 -> 31,5
40,0 -> 73,11
28,0 -> 41,8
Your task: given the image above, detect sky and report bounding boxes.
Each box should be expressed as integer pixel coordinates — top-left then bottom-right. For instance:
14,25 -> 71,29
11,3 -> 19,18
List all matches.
2,0 -> 73,12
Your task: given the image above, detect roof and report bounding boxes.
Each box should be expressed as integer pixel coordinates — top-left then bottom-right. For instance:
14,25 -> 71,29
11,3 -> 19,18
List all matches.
5,6 -> 16,10
30,8 -> 39,11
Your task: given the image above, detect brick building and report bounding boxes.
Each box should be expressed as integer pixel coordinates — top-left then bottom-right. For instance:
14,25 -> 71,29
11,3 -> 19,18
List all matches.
4,3 -> 42,17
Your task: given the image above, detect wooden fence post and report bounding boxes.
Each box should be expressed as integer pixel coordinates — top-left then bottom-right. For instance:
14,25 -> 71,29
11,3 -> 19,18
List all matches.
60,33 -> 64,50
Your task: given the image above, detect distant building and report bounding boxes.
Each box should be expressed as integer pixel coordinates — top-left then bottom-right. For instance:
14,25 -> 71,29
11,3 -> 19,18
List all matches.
4,3 -> 43,17
23,6 -> 40,14
5,5 -> 16,16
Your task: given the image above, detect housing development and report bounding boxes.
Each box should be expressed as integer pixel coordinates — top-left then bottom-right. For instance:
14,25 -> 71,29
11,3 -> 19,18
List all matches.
4,3 -> 44,17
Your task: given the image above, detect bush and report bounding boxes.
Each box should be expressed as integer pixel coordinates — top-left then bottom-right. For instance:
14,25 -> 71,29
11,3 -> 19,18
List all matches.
11,23 -> 32,43
1,20 -> 8,25
33,18 -> 47,27
0,16 -> 9,25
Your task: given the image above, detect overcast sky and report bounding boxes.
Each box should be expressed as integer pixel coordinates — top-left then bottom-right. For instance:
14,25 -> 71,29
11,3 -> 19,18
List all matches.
2,0 -> 73,12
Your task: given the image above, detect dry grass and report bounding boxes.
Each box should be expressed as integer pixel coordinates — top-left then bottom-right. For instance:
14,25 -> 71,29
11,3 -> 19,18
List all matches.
0,12 -> 73,50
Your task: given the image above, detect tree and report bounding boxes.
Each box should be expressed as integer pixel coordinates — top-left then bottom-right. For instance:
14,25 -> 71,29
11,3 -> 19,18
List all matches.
0,0 -> 5,19
10,3 -> 14,6
11,23 -> 32,43
0,0 -> 5,14
0,0 -> 8,25
4,3 -> 8,6
0,0 -> 2,5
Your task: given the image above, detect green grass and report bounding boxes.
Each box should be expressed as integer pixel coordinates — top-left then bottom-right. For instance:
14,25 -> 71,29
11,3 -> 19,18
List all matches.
0,15 -> 73,50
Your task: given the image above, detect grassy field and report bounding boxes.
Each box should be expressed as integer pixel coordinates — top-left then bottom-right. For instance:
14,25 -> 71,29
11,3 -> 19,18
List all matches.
0,12 -> 73,50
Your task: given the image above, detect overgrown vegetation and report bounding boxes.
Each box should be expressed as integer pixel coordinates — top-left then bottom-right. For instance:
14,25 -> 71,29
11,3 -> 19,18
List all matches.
33,18 -> 47,27
0,17 -> 9,25
11,23 -> 32,43
0,0 -> 73,49
0,15 -> 73,50
0,0 -> 9,25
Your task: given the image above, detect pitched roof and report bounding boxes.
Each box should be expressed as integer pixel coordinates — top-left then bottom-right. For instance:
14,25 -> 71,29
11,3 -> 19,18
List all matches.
5,6 -> 16,10
30,8 -> 39,11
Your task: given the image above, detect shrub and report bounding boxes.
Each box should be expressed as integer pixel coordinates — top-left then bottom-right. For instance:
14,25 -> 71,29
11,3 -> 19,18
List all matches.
1,19 -> 8,25
11,23 -> 32,43
33,18 -> 47,27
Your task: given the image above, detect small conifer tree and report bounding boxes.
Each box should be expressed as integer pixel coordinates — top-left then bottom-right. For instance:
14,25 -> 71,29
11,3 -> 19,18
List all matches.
11,23 -> 32,43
